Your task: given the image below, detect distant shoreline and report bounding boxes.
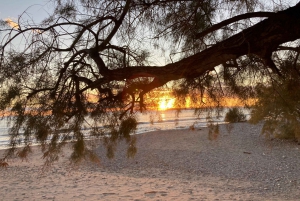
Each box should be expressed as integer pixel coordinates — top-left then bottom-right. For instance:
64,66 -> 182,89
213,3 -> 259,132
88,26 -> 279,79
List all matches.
1,108 -> 236,150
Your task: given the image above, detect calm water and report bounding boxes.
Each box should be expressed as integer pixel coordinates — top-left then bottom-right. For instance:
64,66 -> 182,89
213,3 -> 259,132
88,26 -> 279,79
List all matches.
0,108 -> 250,149
136,109 -> 225,133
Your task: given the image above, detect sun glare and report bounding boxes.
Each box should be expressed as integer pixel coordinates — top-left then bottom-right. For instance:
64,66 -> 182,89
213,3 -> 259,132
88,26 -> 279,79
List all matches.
158,97 -> 175,110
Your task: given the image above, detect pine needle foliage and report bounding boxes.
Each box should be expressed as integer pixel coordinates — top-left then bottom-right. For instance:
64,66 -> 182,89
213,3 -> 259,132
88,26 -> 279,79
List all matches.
250,60 -> 300,142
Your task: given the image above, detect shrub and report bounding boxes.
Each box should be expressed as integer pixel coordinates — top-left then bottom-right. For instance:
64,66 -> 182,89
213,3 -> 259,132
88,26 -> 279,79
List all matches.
224,108 -> 246,123
249,60 -> 300,142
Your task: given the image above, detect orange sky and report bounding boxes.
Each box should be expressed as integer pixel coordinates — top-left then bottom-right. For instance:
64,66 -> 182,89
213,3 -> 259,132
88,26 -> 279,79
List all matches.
149,91 -> 255,111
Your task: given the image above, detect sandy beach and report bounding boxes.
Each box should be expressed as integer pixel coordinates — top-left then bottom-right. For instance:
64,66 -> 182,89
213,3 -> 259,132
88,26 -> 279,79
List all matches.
1,122 -> 300,201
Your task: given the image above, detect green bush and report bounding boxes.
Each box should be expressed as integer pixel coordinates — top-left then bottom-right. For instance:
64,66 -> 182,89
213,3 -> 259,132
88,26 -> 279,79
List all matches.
249,60 -> 300,142
224,108 -> 246,123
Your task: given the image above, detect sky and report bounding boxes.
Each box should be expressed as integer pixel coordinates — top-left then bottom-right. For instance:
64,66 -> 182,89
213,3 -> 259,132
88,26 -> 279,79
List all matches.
1,0 -> 299,22
0,0 -> 299,66
0,0 -> 51,23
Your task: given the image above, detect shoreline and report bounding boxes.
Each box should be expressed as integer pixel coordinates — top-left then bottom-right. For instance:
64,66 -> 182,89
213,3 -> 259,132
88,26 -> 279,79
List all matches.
1,122 -> 300,200
0,108 -> 236,149
0,117 -> 229,151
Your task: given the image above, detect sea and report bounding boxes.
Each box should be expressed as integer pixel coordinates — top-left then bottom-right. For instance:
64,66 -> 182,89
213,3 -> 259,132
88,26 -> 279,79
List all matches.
0,108 -> 250,149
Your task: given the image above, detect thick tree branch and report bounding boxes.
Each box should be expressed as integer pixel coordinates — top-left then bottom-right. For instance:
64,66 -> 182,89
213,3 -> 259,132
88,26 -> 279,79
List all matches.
98,3 -> 300,91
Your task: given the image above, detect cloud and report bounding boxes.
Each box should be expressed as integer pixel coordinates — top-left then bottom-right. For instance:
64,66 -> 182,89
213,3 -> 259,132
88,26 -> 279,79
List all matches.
4,18 -> 19,29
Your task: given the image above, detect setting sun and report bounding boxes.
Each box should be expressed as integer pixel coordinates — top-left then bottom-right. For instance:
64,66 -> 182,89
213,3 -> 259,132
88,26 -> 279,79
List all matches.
158,97 -> 175,110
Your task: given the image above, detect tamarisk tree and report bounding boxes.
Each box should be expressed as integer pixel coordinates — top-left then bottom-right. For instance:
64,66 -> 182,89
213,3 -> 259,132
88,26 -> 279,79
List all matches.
1,0 -> 300,164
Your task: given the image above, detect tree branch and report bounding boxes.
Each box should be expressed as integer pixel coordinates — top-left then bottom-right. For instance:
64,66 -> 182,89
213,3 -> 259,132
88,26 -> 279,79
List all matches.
98,0 -> 132,50
195,12 -> 275,39
96,3 -> 300,92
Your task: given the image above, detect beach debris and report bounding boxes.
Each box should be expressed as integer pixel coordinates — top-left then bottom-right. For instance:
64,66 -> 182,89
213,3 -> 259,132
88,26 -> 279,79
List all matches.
0,159 -> 9,169
103,193 -> 117,196
144,191 -> 157,198
189,124 -> 195,131
243,151 -> 252,154
145,191 -> 157,193
208,123 -> 219,141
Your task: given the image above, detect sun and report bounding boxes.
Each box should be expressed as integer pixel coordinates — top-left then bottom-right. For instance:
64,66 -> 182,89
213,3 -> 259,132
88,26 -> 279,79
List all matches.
158,97 -> 175,110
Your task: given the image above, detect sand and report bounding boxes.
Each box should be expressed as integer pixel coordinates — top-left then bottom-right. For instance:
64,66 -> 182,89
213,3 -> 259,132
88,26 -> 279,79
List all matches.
1,122 -> 300,201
